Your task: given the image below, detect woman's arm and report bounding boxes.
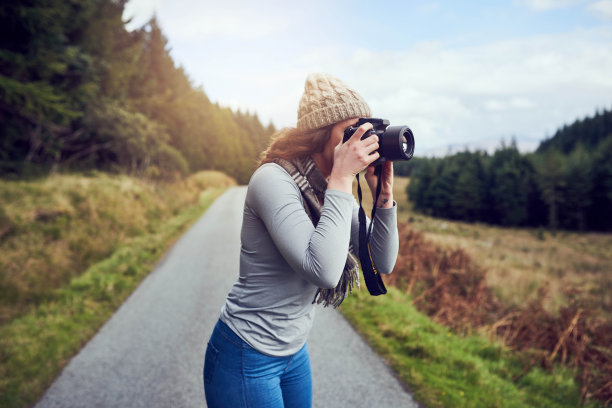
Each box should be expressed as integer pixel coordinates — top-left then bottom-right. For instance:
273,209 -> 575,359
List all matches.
351,161 -> 399,274
247,164 -> 355,289
350,201 -> 399,275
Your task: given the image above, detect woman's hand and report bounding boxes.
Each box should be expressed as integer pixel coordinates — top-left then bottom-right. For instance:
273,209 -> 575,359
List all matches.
365,160 -> 394,208
327,122 -> 380,193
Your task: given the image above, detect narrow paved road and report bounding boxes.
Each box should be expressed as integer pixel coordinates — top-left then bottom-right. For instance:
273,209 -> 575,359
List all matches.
35,187 -> 419,408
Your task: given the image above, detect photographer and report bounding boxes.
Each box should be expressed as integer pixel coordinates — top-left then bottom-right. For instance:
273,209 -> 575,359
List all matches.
203,73 -> 399,408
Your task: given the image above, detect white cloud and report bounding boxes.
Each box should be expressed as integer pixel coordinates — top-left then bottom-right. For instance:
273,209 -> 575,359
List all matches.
123,0 -> 163,28
162,8 -> 286,40
245,27 -> 612,153
132,2 -> 612,155
484,97 -> 535,111
124,0 -> 293,39
518,0 -> 584,11
587,0 -> 612,19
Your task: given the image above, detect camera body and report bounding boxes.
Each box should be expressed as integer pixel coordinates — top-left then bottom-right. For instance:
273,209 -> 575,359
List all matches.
342,118 -> 414,165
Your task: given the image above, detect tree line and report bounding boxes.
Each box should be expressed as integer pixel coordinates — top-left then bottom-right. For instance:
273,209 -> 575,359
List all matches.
401,108 -> 612,231
0,0 -> 274,183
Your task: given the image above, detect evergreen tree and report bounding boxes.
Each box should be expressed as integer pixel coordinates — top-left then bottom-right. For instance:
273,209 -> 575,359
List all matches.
588,138 -> 612,231
450,152 -> 488,222
532,148 -> 565,230
0,0 -> 96,170
0,2 -> 273,182
408,158 -> 439,214
562,145 -> 592,230
489,143 -> 532,226
429,159 -> 458,218
537,107 -> 612,154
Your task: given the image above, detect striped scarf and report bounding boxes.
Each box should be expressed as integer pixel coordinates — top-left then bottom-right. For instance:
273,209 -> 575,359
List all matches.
274,156 -> 359,308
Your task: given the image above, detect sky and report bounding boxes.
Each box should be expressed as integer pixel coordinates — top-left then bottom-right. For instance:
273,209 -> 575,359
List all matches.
123,0 -> 612,156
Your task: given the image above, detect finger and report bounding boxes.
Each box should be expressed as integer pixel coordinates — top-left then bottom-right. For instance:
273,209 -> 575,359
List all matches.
383,160 -> 393,173
349,122 -> 373,142
365,141 -> 379,155
365,151 -> 381,166
363,134 -> 379,147
386,161 -> 395,177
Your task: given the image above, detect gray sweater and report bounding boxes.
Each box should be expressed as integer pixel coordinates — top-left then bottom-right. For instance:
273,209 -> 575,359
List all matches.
220,163 -> 399,356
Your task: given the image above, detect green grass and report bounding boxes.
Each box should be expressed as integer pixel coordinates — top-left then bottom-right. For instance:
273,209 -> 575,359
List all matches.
340,282 -> 600,408
2,171 -> 607,407
0,171 -> 234,323
0,176 -> 231,408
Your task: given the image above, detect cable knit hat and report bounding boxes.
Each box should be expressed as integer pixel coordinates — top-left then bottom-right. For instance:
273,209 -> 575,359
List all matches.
297,73 -> 371,131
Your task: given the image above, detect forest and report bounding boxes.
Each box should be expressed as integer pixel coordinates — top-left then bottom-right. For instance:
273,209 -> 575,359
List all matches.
2,2 -> 611,406
401,108 -> 612,231
0,0 -> 274,184
2,1 -> 610,230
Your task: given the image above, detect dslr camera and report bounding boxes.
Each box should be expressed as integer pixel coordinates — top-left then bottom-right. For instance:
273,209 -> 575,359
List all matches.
342,118 -> 414,165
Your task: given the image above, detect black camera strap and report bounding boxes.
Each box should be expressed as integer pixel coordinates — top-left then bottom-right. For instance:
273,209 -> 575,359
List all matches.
355,168 -> 387,296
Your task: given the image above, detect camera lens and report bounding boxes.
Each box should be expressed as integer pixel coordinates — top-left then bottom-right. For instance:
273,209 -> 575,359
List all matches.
380,126 -> 414,161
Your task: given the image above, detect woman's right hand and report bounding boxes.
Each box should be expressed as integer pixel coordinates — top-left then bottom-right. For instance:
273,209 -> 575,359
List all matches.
328,122 -> 380,193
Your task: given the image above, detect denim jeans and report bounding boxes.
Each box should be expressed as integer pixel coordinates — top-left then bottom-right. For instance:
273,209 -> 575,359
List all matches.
203,319 -> 312,408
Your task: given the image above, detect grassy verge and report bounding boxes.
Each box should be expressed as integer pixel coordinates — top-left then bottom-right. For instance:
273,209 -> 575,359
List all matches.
340,284 -> 598,408
0,171 -> 236,323
348,174 -> 609,406
0,172 -> 233,408
393,177 -> 612,316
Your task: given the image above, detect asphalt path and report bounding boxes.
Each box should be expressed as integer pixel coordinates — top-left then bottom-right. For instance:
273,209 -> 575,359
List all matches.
35,186 -> 419,408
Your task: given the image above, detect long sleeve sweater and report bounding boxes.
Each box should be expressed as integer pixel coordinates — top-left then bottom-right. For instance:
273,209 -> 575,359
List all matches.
220,163 -> 399,356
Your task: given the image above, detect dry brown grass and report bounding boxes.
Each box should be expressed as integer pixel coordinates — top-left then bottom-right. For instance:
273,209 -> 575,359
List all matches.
353,173 -> 612,404
385,223 -> 612,404
0,171 -> 235,324
389,176 -> 612,317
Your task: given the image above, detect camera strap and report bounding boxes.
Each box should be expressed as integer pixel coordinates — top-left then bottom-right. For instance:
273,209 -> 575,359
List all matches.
355,168 -> 387,296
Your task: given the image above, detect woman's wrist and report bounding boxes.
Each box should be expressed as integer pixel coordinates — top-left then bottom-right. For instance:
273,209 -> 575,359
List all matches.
376,193 -> 394,208
327,173 -> 354,193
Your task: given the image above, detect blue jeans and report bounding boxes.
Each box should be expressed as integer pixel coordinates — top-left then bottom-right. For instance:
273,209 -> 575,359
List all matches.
203,319 -> 312,408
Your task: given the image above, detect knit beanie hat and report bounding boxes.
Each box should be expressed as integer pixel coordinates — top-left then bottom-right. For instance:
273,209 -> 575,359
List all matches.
297,73 -> 371,131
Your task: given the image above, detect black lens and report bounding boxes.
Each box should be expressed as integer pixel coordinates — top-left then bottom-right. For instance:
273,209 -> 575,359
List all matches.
402,128 -> 414,159
380,126 -> 414,161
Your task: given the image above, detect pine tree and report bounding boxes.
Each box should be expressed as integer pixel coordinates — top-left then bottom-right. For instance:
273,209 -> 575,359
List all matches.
563,145 -> 593,230
533,148 -> 565,230
489,142 -> 531,226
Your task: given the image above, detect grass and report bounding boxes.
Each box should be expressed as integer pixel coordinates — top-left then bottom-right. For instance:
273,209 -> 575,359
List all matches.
2,170 -> 609,407
0,171 -> 235,323
347,173 -> 609,406
386,176 -> 612,316
340,284 -> 598,408
0,171 -> 234,408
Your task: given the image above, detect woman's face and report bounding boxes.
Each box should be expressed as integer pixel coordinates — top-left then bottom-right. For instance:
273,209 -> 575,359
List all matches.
323,117 -> 359,165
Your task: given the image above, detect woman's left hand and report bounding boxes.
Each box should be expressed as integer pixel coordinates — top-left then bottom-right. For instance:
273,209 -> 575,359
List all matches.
364,161 -> 394,209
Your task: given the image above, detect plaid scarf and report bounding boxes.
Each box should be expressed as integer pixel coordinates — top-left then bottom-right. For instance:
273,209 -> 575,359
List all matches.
274,156 -> 359,308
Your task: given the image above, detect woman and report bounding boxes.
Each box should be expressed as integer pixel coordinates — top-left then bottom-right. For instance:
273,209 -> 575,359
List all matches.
203,73 -> 399,407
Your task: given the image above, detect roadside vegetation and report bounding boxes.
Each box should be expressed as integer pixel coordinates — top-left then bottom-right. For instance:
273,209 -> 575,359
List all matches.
342,286 -> 595,408
394,177 -> 612,317
346,176 -> 611,407
4,1 -> 610,407
0,171 -> 235,408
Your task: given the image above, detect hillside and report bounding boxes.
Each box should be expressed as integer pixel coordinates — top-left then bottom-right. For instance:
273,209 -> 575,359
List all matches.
0,1 -> 273,183
537,108 -> 612,154
407,107 -> 612,231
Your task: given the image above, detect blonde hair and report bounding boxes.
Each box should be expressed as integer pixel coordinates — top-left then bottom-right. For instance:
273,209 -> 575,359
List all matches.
258,124 -> 334,166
